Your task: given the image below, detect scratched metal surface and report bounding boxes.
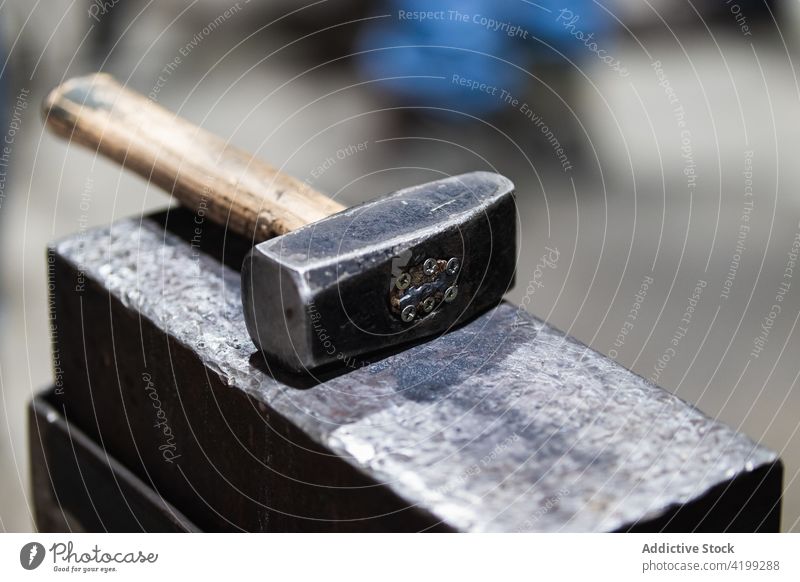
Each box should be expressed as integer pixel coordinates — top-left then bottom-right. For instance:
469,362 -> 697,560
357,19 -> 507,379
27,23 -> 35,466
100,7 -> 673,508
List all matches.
54,217 -> 778,532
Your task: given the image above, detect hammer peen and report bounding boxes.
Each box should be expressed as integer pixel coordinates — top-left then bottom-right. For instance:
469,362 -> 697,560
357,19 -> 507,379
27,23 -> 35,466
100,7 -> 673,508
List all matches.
44,74 -> 517,371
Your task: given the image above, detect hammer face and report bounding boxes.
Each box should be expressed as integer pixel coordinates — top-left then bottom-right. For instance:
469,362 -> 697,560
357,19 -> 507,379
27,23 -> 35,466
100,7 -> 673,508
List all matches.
242,171 -> 517,371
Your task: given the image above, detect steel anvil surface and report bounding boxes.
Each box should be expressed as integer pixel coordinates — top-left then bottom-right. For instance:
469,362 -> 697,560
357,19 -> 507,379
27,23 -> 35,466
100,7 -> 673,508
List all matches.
49,210 -> 782,532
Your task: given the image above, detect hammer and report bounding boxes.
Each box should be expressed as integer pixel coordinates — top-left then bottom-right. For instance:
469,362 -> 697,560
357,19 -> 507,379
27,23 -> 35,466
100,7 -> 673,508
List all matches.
43,74 -> 517,371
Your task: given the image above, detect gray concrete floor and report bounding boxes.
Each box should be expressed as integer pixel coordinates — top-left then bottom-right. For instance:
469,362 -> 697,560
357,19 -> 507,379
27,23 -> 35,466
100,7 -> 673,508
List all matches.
1,2 -> 800,531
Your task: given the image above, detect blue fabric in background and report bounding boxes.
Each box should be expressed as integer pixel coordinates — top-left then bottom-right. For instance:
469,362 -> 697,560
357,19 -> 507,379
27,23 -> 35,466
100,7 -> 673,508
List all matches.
356,0 -> 614,116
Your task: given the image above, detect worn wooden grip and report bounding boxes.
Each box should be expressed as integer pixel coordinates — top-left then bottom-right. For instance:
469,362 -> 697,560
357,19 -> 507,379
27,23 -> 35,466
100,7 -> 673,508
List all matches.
43,73 -> 345,241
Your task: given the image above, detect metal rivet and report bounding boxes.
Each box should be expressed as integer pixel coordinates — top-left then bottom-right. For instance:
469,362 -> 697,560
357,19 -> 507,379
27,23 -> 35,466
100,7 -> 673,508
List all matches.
423,258 -> 437,275
396,273 -> 411,290
444,285 -> 458,303
446,257 -> 460,275
401,305 -> 416,322
422,297 -> 436,313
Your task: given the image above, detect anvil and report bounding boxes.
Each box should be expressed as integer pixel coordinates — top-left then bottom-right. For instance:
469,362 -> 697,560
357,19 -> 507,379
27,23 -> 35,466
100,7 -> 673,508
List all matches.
46,211 -> 782,531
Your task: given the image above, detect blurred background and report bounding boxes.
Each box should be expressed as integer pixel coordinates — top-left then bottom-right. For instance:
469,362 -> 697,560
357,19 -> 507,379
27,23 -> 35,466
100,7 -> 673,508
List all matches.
1,0 -> 799,531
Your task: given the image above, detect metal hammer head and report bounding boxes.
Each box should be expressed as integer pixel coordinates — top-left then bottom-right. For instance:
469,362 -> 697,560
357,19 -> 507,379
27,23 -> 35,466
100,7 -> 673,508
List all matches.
242,171 -> 517,371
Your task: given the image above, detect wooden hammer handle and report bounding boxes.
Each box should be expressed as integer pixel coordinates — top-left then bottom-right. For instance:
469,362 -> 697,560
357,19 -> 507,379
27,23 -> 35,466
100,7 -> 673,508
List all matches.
43,73 -> 345,241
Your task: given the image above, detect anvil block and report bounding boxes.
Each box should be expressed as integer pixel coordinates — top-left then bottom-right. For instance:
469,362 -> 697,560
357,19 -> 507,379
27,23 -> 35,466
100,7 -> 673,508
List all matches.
29,389 -> 199,532
47,209 -> 782,532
